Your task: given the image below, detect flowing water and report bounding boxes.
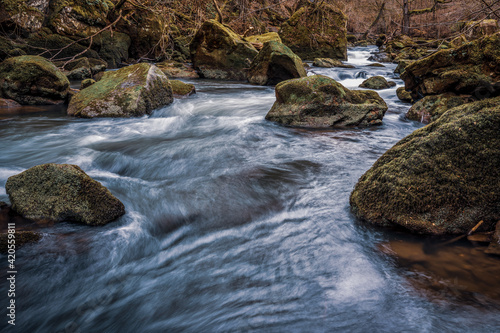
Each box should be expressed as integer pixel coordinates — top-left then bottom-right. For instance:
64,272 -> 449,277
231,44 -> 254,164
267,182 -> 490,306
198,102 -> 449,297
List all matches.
1,46 -> 500,332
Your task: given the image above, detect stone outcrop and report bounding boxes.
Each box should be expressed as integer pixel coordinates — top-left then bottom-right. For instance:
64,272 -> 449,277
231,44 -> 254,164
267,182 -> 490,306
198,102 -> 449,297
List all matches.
350,97 -> 500,235
190,20 -> 258,80
248,41 -> 306,85
67,63 -> 173,117
6,163 -> 125,226
170,80 -> 196,97
265,75 -> 387,128
0,55 -> 70,105
359,76 -> 396,90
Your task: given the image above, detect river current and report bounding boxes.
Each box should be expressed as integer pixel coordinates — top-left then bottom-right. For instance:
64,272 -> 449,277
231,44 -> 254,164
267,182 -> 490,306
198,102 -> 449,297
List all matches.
1,46 -> 500,332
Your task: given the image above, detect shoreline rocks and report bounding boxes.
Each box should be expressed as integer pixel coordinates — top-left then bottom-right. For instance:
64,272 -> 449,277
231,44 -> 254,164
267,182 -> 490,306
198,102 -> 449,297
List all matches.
359,76 -> 396,90
265,75 -> 387,128
6,163 -> 125,226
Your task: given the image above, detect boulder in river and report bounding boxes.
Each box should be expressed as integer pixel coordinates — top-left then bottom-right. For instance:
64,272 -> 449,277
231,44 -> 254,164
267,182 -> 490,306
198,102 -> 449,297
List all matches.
359,76 -> 396,90
265,75 -> 387,128
245,32 -> 282,49
0,230 -> 41,254
0,55 -> 70,105
401,33 -> 500,100
313,58 -> 354,68
406,93 -> 467,123
54,57 -> 107,80
190,20 -> 258,80
248,41 -> 306,86
6,164 -> 125,226
350,97 -> 500,235
170,80 -> 196,97
67,63 -> 173,118
396,87 -> 413,103
279,2 -> 347,60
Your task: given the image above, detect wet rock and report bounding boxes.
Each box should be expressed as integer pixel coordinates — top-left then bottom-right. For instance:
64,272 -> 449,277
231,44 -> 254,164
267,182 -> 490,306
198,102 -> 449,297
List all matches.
156,61 -> 199,78
54,57 -> 107,80
279,2 -> 347,60
351,97 -> 500,235
406,93 -> 467,124
190,20 -> 258,80
359,76 -> 396,90
80,78 -> 95,90
0,55 -> 70,105
0,231 -> 42,253
170,80 -> 196,97
265,75 -> 387,128
396,87 -> 413,103
401,33 -> 500,100
68,63 -> 173,118
0,98 -> 21,108
367,63 -> 385,67
248,41 -> 306,86
367,52 -> 391,63
6,163 -> 125,226
312,58 -> 354,68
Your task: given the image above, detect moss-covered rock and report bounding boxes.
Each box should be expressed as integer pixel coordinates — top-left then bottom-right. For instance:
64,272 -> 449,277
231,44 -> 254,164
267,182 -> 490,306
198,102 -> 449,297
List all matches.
92,31 -> 131,69
350,97 -> 500,235
312,58 -> 354,68
245,32 -> 282,45
80,78 -> 95,90
67,63 -> 173,117
401,33 -> 500,99
156,61 -> 199,78
53,57 -> 107,80
0,0 -> 47,33
248,41 -> 306,86
25,32 -> 99,60
359,76 -> 396,90
0,231 -> 41,254
265,75 -> 387,128
170,80 -> 195,97
394,59 -> 415,74
0,55 -> 70,105
190,20 -> 258,80
279,2 -> 347,60
396,87 -> 413,103
6,163 -> 125,226
406,93 -> 467,123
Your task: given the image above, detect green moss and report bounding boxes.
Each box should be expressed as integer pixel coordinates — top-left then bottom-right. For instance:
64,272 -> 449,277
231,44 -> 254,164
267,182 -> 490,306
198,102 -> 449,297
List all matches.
170,79 -> 195,96
351,96 -> 500,235
245,32 -> 282,44
406,93 -> 466,123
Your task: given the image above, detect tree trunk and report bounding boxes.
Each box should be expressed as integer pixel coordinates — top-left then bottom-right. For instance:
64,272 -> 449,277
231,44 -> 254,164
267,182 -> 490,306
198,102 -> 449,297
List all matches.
402,0 -> 410,35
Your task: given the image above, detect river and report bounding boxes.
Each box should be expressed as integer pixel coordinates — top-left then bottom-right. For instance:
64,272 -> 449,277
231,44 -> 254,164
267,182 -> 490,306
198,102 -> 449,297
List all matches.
1,46 -> 499,332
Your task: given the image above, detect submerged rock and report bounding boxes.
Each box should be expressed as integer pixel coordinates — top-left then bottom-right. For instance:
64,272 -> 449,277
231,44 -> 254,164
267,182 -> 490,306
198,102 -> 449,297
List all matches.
312,58 -> 354,68
406,93 -> 466,123
170,80 -> 196,97
67,63 -> 173,118
0,55 -> 70,105
359,76 -> 396,90
248,41 -> 306,86
265,75 -> 387,128
401,33 -> 500,99
6,163 -> 125,226
279,2 -> 347,60
0,231 -> 41,254
190,20 -> 258,80
350,97 -> 500,235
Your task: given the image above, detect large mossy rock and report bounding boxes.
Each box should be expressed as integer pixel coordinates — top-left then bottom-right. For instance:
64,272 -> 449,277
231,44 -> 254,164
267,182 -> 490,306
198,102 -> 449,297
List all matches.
406,93 -> 466,123
25,32 -> 99,60
0,0 -> 48,34
67,63 -> 173,118
265,75 -> 387,128
92,31 -> 131,69
279,2 -> 347,60
190,20 -> 258,80
6,164 -> 125,226
54,57 -> 107,80
359,76 -> 396,90
401,33 -> 500,99
170,80 -> 196,98
248,41 -> 306,85
245,32 -> 282,45
350,97 -> 500,235
0,55 -> 70,105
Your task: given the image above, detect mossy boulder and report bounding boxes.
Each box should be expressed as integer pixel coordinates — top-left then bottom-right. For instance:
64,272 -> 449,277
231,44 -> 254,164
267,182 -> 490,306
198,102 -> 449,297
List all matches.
170,80 -> 196,97
190,20 -> 258,80
265,75 -> 387,128
92,31 -> 131,69
312,58 -> 354,68
6,163 -> 125,226
68,63 -> 172,117
401,33 -> 500,99
359,76 -> 396,90
25,32 -> 99,60
248,41 -> 306,86
0,55 -> 70,105
245,32 -> 282,45
406,93 -> 467,123
396,87 -> 413,103
80,78 -> 95,90
350,97 -> 500,235
279,2 -> 347,60
394,59 -> 415,74
0,0 -> 47,33
156,61 -> 199,78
